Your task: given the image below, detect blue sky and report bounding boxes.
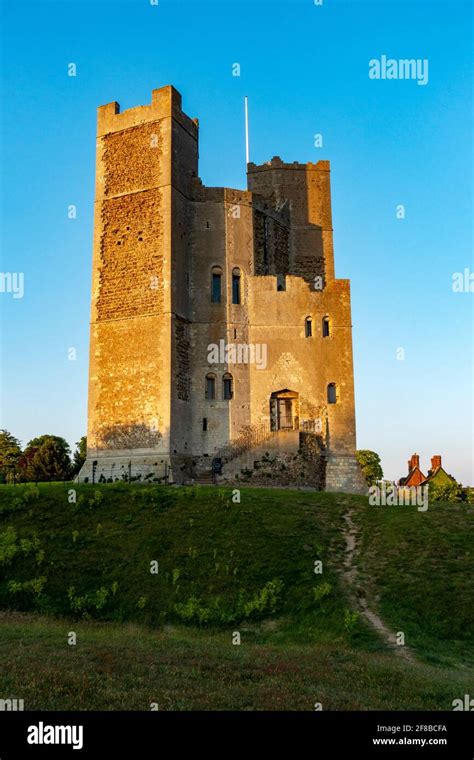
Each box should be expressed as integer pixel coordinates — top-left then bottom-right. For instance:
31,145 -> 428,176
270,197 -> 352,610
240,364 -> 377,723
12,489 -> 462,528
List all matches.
1,0 -> 472,483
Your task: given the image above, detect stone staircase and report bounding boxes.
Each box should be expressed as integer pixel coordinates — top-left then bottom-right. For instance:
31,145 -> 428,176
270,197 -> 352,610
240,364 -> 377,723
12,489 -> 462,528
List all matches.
217,421 -> 274,466
325,455 -> 368,495
219,430 -> 301,481
193,423 -> 366,494
194,471 -> 215,485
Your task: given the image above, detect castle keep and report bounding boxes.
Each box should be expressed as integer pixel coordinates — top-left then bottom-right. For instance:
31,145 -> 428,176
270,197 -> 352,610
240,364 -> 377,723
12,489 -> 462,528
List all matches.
79,85 -> 366,493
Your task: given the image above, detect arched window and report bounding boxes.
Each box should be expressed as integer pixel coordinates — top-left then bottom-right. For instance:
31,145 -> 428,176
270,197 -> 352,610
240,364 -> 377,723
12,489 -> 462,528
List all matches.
232,267 -> 241,304
305,317 -> 313,337
205,373 -> 216,400
223,373 -> 233,400
322,316 -> 331,337
211,266 -> 222,303
327,383 -> 338,404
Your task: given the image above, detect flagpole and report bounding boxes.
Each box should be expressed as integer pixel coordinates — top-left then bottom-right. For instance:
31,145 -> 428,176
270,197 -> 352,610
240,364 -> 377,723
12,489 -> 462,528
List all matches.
244,96 -> 250,165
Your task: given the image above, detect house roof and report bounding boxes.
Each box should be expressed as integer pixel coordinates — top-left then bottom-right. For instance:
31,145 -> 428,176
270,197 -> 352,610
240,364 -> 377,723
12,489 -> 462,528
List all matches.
399,465 -> 426,487
420,466 -> 456,485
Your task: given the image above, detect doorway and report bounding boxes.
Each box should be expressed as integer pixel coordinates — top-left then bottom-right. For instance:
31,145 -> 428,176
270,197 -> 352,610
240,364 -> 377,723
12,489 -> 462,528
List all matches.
270,390 -> 299,431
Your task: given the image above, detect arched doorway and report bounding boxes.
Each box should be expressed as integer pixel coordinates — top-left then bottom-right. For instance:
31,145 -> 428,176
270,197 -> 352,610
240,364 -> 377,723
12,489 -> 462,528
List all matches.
270,390 -> 299,431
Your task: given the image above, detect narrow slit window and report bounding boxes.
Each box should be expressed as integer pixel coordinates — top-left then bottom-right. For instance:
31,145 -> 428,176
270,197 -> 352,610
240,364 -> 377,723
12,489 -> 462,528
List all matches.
305,317 -> 312,337
322,316 -> 330,337
232,268 -> 241,305
223,373 -> 233,400
202,417 -> 208,431
327,383 -> 338,404
205,374 -> 216,400
211,267 -> 222,303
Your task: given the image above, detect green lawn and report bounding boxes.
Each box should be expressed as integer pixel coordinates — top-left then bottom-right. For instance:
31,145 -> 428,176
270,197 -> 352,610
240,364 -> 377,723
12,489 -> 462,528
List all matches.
1,612 -> 472,711
0,483 -> 472,710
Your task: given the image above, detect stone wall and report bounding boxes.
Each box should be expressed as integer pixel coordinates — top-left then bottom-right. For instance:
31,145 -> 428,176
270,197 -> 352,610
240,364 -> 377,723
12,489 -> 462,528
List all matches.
80,86 -> 362,491
220,432 -> 326,489
82,87 -> 197,481
247,157 -> 335,285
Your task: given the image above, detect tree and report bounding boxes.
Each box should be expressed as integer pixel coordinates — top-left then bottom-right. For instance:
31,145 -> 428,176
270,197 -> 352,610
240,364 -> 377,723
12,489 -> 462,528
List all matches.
0,430 -> 22,483
72,436 -> 87,476
356,450 -> 383,487
19,435 -> 71,482
17,447 -> 40,483
429,482 -> 468,503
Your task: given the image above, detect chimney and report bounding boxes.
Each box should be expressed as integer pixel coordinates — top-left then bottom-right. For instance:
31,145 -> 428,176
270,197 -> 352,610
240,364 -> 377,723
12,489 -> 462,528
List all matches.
408,453 -> 420,471
431,455 -> 442,471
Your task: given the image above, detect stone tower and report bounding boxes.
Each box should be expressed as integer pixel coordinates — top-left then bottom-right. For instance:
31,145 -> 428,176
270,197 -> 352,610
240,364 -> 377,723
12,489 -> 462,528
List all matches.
79,86 -> 366,493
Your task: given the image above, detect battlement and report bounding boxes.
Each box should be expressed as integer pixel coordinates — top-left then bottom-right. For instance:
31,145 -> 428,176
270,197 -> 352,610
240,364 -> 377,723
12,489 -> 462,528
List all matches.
81,84 -> 358,487
97,85 -> 198,139
191,183 -> 255,206
247,156 -> 330,173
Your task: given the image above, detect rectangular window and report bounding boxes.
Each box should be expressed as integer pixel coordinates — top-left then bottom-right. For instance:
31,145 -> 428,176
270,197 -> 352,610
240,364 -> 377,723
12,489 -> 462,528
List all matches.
211,273 -> 221,303
205,376 -> 216,400
202,417 -> 208,431
223,378 -> 233,400
232,274 -> 241,304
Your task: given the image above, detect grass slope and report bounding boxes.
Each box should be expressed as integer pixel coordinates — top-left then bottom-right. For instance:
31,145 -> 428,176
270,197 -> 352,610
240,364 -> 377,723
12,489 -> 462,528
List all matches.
0,484 -> 358,639
0,483 -> 472,710
351,495 -> 474,666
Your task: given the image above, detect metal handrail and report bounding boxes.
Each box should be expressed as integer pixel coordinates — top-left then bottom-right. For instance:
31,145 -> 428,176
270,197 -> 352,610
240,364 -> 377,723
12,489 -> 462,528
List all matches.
215,418 -> 322,465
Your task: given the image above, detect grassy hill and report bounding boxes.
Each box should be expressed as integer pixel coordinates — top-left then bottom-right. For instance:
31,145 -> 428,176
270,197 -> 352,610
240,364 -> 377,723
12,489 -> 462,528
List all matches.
0,483 -> 472,710
350,495 -> 474,666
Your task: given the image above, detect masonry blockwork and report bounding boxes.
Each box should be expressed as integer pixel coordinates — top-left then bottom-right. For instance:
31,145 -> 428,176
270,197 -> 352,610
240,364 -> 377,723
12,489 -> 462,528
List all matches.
78,85 -> 366,494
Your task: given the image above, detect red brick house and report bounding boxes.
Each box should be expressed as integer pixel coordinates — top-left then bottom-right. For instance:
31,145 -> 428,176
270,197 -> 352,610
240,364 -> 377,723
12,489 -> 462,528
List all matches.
399,454 -> 456,488
398,453 -> 426,487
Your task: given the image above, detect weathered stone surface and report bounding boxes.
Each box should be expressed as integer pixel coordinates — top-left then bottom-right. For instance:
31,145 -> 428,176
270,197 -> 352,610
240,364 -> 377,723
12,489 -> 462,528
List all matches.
79,86 -> 364,492
325,455 -> 368,495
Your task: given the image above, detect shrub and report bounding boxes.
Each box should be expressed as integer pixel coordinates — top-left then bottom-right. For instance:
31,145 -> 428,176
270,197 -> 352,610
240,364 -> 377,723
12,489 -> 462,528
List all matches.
313,582 -> 332,602
241,579 -> 284,619
343,609 -> 359,634
8,576 -> 47,597
174,596 -> 212,625
19,535 -> 41,556
0,527 -> 18,564
90,490 -> 104,507
67,585 -> 109,616
429,483 -> 468,502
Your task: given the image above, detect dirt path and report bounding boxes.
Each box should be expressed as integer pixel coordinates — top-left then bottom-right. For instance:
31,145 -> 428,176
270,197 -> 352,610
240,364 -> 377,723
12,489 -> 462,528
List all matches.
341,508 -> 414,662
